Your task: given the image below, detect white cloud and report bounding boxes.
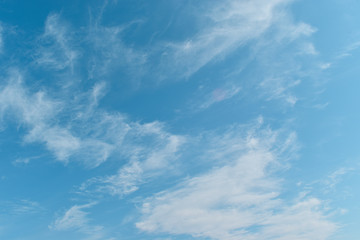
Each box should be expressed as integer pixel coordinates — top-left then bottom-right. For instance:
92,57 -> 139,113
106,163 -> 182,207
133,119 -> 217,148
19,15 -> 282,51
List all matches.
0,200 -> 44,215
274,20 -> 316,42
0,70 -> 60,124
50,203 -> 104,240
12,158 -> 30,165
336,40 -> 360,59
156,0 -> 316,81
300,42 -> 318,55
320,63 -> 332,70
313,102 -> 329,109
323,167 -> 355,191
259,77 -> 301,106
0,70 -> 186,198
35,14 -> 79,71
136,123 -> 337,240
0,70 -> 185,170
25,126 -> 81,161
81,161 -> 143,197
86,11 -> 147,80
12,155 -> 42,166
158,0 -> 285,79
0,71 -> 110,166
79,123 -> 186,197
144,0 -> 319,113
197,85 -> 241,110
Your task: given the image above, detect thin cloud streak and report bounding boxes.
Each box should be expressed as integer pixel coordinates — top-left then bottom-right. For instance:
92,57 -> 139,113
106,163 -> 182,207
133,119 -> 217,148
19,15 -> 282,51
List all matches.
50,202 -> 105,240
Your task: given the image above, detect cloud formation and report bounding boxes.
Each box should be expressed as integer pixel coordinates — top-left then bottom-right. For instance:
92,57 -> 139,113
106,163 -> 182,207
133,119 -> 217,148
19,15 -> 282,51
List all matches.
0,1 -> 348,239
137,123 -> 337,239
35,14 -> 79,71
79,122 -> 185,197
50,203 -> 104,240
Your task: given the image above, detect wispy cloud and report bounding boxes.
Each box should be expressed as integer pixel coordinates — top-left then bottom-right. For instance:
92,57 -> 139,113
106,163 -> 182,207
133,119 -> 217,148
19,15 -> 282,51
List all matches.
327,167 -> 354,188
319,63 -> 332,70
0,70 -> 89,165
156,0 -> 289,79
140,0 -> 320,114
154,0 -> 316,83
0,2 -> 345,239
259,78 -> 301,106
0,199 -> 44,215
79,122 -> 185,197
196,84 -> 241,110
136,122 -> 337,239
1,69 -> 185,180
300,42 -> 318,55
50,202 -> 105,240
336,40 -> 360,59
0,70 -> 60,124
35,14 -> 79,71
80,161 -> 143,197
320,167 -> 356,193
251,19 -> 317,106
12,155 -> 43,166
12,158 -> 30,165
86,22 -> 147,81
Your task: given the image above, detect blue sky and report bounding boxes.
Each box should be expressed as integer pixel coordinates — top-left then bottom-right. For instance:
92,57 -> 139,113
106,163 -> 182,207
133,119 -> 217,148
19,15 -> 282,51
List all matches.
0,0 -> 359,239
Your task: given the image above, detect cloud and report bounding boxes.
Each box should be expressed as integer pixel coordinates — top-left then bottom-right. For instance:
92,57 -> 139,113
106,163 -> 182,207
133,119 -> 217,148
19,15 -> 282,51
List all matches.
155,0 -> 314,80
35,14 -> 79,71
0,70 -> 60,124
321,167 -> 355,192
79,122 -> 186,197
12,158 -> 30,165
319,63 -> 332,70
259,77 -> 301,106
173,0 -> 285,77
85,3 -> 147,81
50,203 -> 104,240
196,84 -> 241,110
80,161 -> 143,197
0,70 -> 186,194
336,40 -> 360,59
86,23 -> 147,80
0,71 -> 112,167
0,199 -> 44,215
300,42 -> 318,55
136,122 -> 337,239
0,71 -> 103,167
12,155 -> 43,166
141,0 -> 319,113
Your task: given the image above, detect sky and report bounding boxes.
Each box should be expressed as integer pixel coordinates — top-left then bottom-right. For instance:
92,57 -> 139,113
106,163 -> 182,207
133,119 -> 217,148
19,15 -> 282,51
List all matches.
0,0 -> 359,239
